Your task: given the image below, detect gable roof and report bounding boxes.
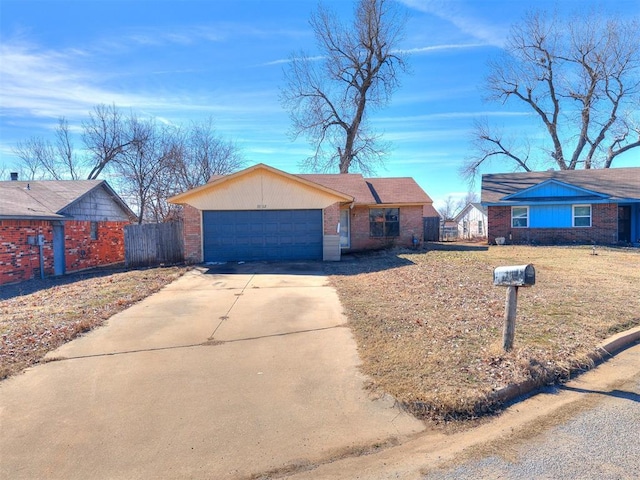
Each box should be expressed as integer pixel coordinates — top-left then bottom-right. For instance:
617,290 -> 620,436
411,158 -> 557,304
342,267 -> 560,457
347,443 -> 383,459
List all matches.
174,163 -> 433,208
170,163 -> 354,205
297,174 -> 432,206
0,180 -> 135,220
482,168 -> 640,205
454,202 -> 487,222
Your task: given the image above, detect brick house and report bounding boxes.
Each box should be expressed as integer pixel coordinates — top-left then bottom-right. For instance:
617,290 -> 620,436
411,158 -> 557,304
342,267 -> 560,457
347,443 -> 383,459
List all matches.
169,163 -> 434,262
0,177 -> 136,285
481,168 -> 640,246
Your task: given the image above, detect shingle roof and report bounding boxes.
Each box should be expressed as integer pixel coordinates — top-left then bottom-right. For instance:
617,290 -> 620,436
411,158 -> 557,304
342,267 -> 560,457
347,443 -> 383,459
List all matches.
481,168 -> 640,204
298,174 -> 432,205
0,180 -> 133,220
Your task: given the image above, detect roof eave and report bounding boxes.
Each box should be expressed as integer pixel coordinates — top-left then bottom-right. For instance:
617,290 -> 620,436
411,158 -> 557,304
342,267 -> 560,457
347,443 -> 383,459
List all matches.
169,163 -> 354,204
0,214 -> 66,221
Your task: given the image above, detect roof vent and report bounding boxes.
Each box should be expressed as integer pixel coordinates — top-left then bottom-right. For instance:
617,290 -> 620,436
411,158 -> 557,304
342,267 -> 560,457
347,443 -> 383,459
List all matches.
10,172 -> 18,181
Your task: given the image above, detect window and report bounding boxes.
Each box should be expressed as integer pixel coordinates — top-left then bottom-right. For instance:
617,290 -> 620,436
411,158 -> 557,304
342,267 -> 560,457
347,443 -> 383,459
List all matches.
478,220 -> 484,235
511,207 -> 529,228
90,221 -> 98,240
369,208 -> 399,237
573,205 -> 591,227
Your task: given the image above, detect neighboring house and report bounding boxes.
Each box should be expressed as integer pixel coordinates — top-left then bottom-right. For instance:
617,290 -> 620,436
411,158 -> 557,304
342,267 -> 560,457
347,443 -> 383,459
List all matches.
481,168 -> 640,246
0,176 -> 136,285
454,202 -> 488,240
441,221 -> 459,240
168,163 -> 434,262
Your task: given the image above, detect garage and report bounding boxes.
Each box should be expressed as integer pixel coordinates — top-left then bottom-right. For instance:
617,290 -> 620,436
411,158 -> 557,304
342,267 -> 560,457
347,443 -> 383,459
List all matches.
202,209 -> 323,262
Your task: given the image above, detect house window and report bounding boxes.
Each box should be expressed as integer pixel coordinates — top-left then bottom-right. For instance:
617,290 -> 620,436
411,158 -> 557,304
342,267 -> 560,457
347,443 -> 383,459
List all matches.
478,220 -> 484,235
90,221 -> 98,240
369,208 -> 400,237
573,205 -> 591,227
511,206 -> 529,228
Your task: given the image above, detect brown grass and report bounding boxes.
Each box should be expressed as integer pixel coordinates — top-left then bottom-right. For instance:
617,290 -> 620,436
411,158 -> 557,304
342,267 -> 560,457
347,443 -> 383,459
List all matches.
325,244 -> 640,420
0,265 -> 189,380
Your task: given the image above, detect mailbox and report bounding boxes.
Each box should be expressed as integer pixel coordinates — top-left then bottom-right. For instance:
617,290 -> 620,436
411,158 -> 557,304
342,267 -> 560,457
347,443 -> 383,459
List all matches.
493,264 -> 535,287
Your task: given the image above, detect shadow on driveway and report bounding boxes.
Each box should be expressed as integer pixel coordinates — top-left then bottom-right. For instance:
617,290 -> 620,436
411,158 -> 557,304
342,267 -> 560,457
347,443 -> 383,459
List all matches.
203,260 -> 325,276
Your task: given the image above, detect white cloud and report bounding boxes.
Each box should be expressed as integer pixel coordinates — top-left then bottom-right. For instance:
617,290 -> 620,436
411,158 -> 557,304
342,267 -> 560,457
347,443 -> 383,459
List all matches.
399,0 -> 509,48
399,43 -> 488,54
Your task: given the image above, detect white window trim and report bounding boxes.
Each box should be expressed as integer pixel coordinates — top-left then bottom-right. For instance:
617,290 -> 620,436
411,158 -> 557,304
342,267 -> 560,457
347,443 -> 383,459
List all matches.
511,206 -> 529,228
572,204 -> 592,228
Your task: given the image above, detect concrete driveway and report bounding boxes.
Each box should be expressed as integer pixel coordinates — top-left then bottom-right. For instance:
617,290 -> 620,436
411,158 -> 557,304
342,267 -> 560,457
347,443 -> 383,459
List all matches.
0,263 -> 423,479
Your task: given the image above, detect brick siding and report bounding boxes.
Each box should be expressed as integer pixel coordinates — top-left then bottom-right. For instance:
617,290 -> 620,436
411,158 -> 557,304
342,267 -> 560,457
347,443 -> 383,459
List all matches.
0,219 -> 128,286
487,204 -> 619,245
182,204 -> 202,263
346,205 -> 424,252
323,203 -> 340,235
64,221 -> 128,272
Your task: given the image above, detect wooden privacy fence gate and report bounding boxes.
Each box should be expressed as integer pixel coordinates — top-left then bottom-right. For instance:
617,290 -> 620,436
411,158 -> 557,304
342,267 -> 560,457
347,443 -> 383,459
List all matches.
124,222 -> 184,267
423,217 -> 440,242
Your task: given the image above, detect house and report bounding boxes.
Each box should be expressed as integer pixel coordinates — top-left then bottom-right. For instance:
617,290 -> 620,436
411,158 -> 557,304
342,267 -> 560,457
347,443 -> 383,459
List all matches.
454,203 -> 488,240
441,221 -> 459,241
168,163 -> 434,262
0,176 -> 136,285
481,168 -> 640,246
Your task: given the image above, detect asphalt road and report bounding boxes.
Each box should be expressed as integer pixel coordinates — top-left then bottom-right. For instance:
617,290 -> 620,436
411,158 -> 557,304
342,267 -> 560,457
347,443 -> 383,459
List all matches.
423,362 -> 640,480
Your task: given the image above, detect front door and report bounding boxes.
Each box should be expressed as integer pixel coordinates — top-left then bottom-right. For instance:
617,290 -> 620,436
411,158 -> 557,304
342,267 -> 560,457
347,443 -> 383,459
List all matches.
339,209 -> 350,248
618,206 -> 631,243
53,223 -> 65,276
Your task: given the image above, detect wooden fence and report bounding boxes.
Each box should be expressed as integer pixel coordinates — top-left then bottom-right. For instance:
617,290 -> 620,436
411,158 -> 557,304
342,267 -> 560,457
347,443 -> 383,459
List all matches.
423,216 -> 441,242
124,222 -> 184,267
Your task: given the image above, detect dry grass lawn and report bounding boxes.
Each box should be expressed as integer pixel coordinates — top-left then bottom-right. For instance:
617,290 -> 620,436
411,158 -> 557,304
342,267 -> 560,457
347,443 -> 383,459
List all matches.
325,244 -> 640,420
2,245 -> 638,422
0,266 -> 189,380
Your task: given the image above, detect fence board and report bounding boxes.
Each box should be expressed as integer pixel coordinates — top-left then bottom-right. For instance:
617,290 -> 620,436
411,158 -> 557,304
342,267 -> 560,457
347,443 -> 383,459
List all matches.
423,217 -> 440,242
125,222 -> 184,267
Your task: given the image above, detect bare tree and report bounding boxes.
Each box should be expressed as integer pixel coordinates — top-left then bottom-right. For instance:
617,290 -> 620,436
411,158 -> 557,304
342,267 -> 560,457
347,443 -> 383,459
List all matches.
464,9 -> 640,180
115,116 -> 172,224
9,103 -> 243,223
13,136 -> 53,180
439,195 -> 461,221
82,104 -> 133,179
145,117 -> 244,222
173,117 -> 244,190
55,118 -> 82,179
281,0 -> 408,174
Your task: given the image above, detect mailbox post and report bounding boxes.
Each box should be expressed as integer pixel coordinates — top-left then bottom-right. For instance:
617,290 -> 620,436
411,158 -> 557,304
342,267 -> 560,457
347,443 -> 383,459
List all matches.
493,264 -> 535,351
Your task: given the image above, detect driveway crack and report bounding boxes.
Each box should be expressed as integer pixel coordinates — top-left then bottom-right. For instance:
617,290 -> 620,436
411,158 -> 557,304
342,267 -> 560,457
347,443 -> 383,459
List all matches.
208,274 -> 255,340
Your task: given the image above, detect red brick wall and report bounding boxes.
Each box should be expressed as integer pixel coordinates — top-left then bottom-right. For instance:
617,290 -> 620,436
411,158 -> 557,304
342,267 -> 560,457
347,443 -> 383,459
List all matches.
488,204 -> 619,245
346,205 -> 424,252
63,221 -> 128,272
0,220 -> 128,285
0,220 -> 52,285
182,204 -> 202,263
324,203 -> 340,235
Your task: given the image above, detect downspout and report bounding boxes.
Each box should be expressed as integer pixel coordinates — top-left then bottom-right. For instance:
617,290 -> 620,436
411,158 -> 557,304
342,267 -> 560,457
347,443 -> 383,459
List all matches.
38,234 -> 45,280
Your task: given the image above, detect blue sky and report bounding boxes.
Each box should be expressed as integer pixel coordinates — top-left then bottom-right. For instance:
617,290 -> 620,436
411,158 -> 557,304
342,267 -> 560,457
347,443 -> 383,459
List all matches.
1,0 -> 639,211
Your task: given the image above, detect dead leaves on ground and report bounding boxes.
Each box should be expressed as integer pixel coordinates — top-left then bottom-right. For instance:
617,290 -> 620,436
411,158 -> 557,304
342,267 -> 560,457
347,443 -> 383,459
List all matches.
327,246 -> 640,420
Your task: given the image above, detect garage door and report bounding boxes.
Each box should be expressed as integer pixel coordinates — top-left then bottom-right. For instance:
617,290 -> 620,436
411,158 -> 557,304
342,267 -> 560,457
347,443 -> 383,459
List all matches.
203,210 -> 323,262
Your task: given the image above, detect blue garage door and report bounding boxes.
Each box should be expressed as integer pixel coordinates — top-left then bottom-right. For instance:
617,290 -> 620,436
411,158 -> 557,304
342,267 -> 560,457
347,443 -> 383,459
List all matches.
203,210 -> 323,262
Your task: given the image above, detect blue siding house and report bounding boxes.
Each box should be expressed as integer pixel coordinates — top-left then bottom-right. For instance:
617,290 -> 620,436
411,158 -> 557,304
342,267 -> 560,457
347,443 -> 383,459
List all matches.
481,168 -> 640,246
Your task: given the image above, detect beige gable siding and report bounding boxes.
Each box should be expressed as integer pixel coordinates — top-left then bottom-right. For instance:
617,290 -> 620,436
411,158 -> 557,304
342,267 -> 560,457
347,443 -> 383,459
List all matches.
180,169 -> 347,211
